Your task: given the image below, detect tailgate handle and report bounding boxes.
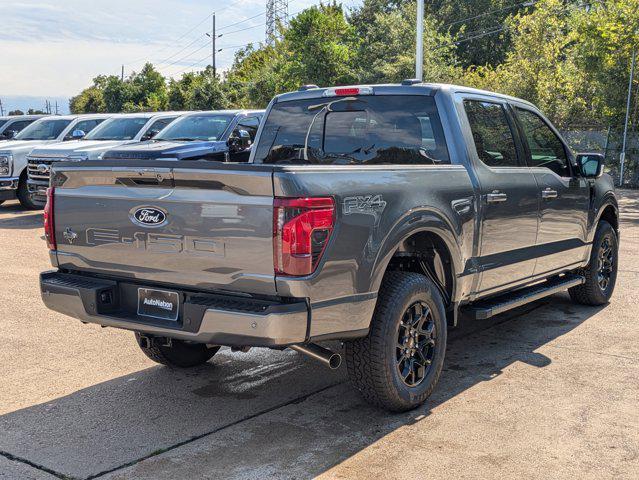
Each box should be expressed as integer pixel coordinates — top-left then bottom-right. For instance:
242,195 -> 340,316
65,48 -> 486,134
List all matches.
112,167 -> 174,187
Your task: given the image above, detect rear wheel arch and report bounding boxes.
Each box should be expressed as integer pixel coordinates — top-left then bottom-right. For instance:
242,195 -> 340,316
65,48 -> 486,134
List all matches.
371,214 -> 462,310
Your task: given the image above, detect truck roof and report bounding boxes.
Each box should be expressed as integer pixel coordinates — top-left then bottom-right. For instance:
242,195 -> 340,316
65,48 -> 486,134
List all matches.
104,111 -> 193,119
180,110 -> 265,117
274,82 -> 536,109
0,114 -> 48,121
40,113 -> 114,121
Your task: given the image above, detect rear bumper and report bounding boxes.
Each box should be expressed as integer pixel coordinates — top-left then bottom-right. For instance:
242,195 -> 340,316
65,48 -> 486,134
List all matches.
40,271 -> 309,347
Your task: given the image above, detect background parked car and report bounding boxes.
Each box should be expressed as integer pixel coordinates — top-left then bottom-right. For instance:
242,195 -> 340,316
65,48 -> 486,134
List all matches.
101,110 -> 263,163
0,115 -> 46,141
26,112 -> 185,206
0,114 -> 112,209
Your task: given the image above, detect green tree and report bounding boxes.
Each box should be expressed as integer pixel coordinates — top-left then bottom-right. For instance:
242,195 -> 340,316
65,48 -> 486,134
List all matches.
128,63 -> 168,111
8,110 -> 24,116
69,86 -> 106,113
352,1 -> 460,84
278,3 -> 358,90
167,67 -> 229,110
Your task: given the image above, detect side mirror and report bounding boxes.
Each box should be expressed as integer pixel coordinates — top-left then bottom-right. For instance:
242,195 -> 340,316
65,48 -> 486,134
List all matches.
141,128 -> 161,141
576,153 -> 605,179
71,129 -> 86,140
228,129 -> 252,152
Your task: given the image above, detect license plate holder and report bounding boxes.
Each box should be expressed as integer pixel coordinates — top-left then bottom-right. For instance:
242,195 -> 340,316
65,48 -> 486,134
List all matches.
137,288 -> 180,321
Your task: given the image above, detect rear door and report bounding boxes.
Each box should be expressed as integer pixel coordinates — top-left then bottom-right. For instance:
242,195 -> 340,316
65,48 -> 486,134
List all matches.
511,105 -> 590,275
460,96 -> 540,295
53,163 -> 277,295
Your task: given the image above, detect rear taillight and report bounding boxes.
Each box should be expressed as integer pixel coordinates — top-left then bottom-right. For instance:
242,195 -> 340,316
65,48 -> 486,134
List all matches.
44,187 -> 56,250
273,197 -> 335,277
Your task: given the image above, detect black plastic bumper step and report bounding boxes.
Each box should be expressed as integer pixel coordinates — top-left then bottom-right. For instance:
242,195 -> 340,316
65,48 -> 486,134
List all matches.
462,273 -> 585,320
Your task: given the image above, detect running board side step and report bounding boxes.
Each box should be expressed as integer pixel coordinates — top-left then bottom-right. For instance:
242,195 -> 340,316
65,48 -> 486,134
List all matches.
462,274 -> 585,320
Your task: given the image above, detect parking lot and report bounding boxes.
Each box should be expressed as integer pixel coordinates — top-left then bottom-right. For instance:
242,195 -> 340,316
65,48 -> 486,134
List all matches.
0,191 -> 637,480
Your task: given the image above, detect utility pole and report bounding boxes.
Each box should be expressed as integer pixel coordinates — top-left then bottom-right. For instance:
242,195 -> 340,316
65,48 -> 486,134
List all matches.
55,101 -> 59,115
121,65 -> 125,82
212,13 -> 216,77
620,46 -> 637,187
0,99 -> 4,116
415,0 -> 424,81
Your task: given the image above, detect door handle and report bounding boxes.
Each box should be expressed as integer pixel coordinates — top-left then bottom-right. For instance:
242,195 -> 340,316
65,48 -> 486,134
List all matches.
486,191 -> 508,204
541,188 -> 558,199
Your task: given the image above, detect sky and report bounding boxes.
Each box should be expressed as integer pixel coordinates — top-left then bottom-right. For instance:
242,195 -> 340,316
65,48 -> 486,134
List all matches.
0,0 -> 357,112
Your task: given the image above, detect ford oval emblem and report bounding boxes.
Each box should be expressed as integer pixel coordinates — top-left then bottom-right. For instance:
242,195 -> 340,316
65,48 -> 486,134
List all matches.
131,207 -> 167,227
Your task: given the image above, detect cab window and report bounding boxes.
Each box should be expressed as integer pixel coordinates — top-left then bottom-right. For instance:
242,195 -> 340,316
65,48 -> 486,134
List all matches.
147,117 -> 176,134
65,119 -> 104,139
233,116 -> 260,141
514,107 -> 570,177
464,100 -> 519,168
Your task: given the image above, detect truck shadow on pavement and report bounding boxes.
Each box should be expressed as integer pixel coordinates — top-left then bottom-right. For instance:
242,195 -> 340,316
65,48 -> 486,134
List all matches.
0,202 -> 43,229
0,293 -> 605,479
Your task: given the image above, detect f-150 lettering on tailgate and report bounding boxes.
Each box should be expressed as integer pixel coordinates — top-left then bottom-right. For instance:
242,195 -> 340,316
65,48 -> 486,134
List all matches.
85,228 -> 225,257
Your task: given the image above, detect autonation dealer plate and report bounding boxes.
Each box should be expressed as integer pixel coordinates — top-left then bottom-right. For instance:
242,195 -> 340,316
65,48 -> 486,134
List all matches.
137,288 -> 179,321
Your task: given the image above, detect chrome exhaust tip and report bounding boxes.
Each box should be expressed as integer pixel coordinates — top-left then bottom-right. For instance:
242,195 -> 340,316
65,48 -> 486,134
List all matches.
290,343 -> 342,370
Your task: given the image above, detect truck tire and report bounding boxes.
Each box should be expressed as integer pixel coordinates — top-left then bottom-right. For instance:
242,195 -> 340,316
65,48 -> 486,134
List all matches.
569,220 -> 618,306
17,174 -> 41,210
135,333 -> 220,368
344,271 -> 447,412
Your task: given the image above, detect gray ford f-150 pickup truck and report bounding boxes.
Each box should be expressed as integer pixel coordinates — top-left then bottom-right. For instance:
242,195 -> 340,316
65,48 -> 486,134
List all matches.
39,82 -> 618,411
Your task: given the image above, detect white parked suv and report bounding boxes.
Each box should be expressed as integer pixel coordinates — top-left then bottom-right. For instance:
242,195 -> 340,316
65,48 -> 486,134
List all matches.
0,115 -> 46,141
27,112 -> 183,206
0,114 -> 111,209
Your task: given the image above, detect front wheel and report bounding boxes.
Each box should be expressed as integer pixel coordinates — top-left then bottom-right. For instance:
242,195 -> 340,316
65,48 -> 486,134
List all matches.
344,271 -> 447,412
135,333 -> 220,368
16,174 -> 41,210
569,220 -> 618,305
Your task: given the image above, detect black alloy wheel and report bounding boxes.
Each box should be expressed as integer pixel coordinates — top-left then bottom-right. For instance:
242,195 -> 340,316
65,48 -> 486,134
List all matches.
396,301 -> 436,387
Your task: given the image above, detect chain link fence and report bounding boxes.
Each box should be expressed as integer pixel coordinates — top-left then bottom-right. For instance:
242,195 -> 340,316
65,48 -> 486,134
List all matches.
561,125 -> 639,187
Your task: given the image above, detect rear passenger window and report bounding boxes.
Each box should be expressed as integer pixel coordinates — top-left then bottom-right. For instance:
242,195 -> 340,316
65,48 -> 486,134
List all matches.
464,100 -> 519,168
514,107 -> 570,177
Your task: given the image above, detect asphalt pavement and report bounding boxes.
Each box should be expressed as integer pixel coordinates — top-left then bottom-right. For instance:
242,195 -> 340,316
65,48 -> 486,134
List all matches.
0,191 -> 637,480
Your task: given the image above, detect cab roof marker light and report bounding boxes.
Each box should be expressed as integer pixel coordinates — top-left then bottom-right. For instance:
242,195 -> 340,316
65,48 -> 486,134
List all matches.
323,87 -> 373,97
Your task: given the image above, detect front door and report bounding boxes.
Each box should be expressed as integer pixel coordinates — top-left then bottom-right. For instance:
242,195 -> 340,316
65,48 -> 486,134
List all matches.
511,105 -> 590,276
461,97 -> 540,295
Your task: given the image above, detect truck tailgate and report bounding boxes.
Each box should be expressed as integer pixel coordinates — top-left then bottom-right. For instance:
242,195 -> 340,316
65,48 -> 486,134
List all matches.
52,162 -> 276,296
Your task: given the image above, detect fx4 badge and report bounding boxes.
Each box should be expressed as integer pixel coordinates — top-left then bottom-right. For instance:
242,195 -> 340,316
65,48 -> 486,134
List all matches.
343,195 -> 387,216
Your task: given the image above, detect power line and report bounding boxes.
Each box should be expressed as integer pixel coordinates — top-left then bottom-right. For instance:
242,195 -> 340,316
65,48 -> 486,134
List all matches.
157,34 -> 208,65
443,0 -> 537,29
158,39 -> 213,71
126,12 -> 214,66
217,11 -> 266,32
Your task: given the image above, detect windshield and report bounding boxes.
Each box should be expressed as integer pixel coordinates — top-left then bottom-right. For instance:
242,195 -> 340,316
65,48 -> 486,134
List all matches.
254,95 -> 450,165
155,114 -> 232,142
85,117 -> 149,141
15,119 -> 72,141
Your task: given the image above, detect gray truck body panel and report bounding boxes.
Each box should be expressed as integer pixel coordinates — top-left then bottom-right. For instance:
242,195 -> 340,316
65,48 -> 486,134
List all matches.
41,84 -> 617,346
